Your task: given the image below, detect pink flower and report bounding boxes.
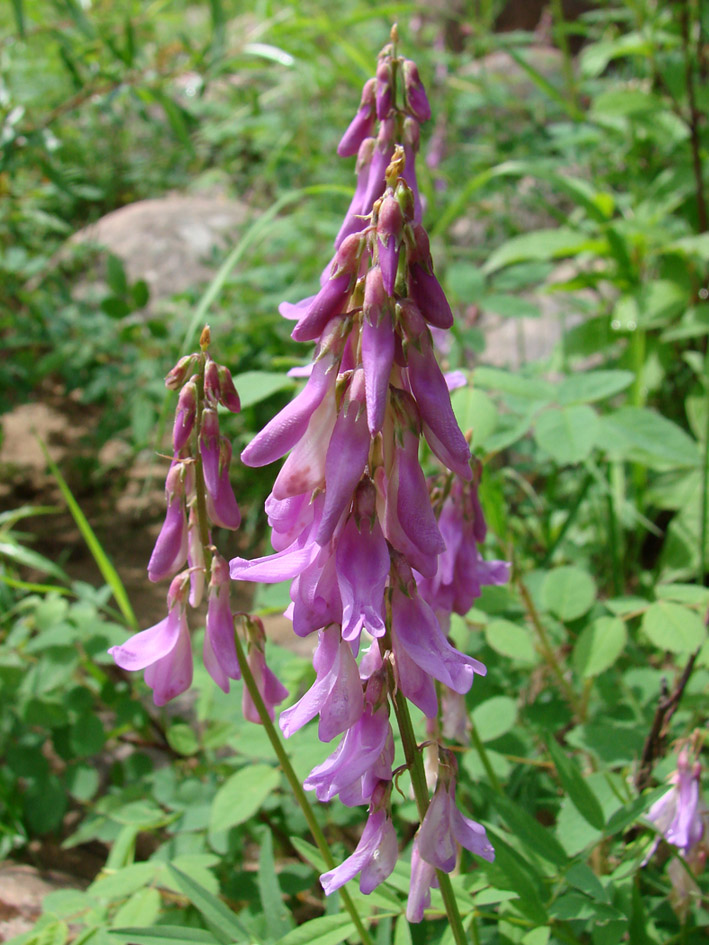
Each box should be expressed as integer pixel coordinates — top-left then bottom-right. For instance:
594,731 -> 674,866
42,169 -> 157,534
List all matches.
280,625 -> 363,741
109,574 -> 192,706
320,804 -> 397,895
406,845 -> 438,923
148,461 -> 188,583
203,554 -> 240,693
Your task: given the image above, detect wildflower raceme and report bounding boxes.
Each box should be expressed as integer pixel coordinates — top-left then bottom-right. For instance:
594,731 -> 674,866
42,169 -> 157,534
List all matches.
230,32 -> 508,917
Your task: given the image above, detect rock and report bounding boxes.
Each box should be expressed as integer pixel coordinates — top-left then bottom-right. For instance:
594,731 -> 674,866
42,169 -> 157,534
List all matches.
0,863 -> 82,942
71,195 -> 248,303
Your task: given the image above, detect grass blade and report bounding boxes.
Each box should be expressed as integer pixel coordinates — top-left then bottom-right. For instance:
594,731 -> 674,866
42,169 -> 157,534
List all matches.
39,438 -> 138,629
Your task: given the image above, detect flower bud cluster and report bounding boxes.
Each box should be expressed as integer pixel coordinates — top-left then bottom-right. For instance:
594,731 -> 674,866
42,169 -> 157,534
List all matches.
110,334 -> 286,719
230,40 -> 508,916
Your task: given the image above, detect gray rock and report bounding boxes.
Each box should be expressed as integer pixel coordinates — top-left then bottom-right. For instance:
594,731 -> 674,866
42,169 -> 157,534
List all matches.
71,195 -> 248,303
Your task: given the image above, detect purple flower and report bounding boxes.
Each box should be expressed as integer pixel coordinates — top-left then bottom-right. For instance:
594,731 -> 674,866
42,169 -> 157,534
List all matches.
172,380 -> 197,452
289,551 -> 342,638
406,845 -> 438,923
362,268 -> 395,435
391,562 -> 486,697
303,702 -> 392,803
400,301 -> 472,480
417,776 -> 494,873
242,643 -> 289,724
403,59 -> 431,122
647,751 -> 706,857
203,554 -> 240,693
375,60 -> 393,119
417,473 -> 510,618
320,805 -> 397,895
376,194 -> 403,296
337,78 -> 376,157
241,345 -> 339,468
280,625 -> 363,741
230,495 -> 325,585
335,138 -> 376,248
109,574 -> 192,706
148,461 -> 188,583
316,369 -> 371,545
336,482 -> 389,643
271,393 -> 337,502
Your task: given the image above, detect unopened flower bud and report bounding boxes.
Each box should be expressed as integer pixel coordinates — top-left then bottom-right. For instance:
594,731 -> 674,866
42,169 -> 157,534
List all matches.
173,380 -> 197,453
338,78 -> 377,157
204,358 -> 220,405
403,59 -> 431,122
375,60 -> 393,119
376,195 -> 403,295
165,354 -> 198,390
217,365 -> 241,413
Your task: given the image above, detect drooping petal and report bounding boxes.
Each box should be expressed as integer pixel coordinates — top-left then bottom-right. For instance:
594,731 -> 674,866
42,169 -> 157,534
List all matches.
241,353 -> 337,467
450,792 -> 495,863
406,844 -> 438,923
147,498 -> 188,583
417,782 -> 457,872
336,512 -> 389,642
109,611 -> 180,672
142,611 -> 193,706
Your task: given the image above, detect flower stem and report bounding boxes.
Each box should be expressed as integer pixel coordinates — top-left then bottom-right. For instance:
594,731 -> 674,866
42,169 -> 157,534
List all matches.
470,721 -> 502,794
390,687 -> 469,945
517,577 -> 584,719
234,631 -> 375,945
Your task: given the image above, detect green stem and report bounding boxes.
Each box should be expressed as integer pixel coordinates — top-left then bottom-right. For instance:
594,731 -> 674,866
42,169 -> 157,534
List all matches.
699,349 -> 709,582
518,578 -> 584,719
469,721 -> 502,794
606,462 -> 623,595
550,0 -> 578,112
390,688 -> 468,945
234,632 -> 375,945
542,471 -> 593,567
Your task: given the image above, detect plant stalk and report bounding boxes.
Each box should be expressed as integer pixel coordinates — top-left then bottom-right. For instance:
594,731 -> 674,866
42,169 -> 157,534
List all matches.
390,688 -> 469,945
518,577 -> 584,719
234,632 -> 375,945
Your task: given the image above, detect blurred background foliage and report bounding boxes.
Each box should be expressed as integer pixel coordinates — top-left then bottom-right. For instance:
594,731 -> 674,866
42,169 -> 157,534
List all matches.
0,0 -> 708,943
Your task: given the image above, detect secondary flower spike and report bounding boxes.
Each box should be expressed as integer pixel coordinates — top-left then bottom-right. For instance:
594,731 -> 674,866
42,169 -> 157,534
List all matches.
110,331 -> 286,721
231,32 -> 506,906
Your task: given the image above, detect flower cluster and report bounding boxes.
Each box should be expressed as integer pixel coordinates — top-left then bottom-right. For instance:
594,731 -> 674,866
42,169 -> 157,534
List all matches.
646,747 -> 708,918
230,36 -> 507,917
109,329 -> 287,719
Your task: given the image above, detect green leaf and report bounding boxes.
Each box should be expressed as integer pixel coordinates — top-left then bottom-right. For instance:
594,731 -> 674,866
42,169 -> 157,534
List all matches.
484,830 -> 548,923
232,371 -> 296,409
209,764 -> 280,850
110,929 -> 220,945
258,829 -> 294,940
598,407 -> 698,469
604,786 -> 667,837
0,541 -> 68,580
655,583 -> 709,606
167,864 -> 250,945
290,836 -> 328,873
485,789 -> 566,869
546,737 -> 605,830
573,617 -> 627,678
534,405 -> 599,465
557,371 -> 634,406
393,915 -> 413,945
451,387 -> 498,448
90,864 -> 157,901
111,888 -> 161,928
641,601 -> 706,654
166,723 -> 200,756
541,566 -> 596,621
274,913 -> 356,945
473,367 -> 554,402
471,696 -> 517,742
484,619 -> 537,664
483,228 -> 597,274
